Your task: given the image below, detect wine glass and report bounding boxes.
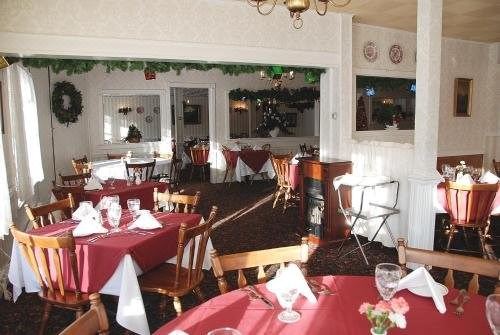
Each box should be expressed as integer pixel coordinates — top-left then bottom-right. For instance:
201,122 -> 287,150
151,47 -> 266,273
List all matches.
375,263 -> 401,301
486,294 -> 500,335
277,287 -> 301,323
107,202 -> 122,233
127,198 -> 141,220
207,328 -> 242,335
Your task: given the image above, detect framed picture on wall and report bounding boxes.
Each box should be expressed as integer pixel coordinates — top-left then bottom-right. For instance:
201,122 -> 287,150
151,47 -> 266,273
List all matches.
184,104 -> 201,124
453,78 -> 472,117
285,112 -> 297,127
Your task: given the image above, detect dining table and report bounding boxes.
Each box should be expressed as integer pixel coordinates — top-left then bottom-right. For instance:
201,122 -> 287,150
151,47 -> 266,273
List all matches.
153,275 -> 491,334
8,210 -> 213,335
92,157 -> 171,181
232,150 -> 275,182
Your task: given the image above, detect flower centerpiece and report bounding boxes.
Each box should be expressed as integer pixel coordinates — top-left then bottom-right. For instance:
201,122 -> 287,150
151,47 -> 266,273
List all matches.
455,160 -> 470,179
255,101 -> 289,137
124,124 -> 142,143
359,297 -> 409,335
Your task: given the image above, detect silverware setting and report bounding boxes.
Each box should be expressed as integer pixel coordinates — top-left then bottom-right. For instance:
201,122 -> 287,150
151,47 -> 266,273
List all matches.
87,229 -> 154,243
450,289 -> 470,316
241,285 -> 274,309
307,278 -> 335,295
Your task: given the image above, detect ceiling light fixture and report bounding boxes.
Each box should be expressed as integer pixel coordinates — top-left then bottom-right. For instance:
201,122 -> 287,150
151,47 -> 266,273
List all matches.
247,0 -> 351,29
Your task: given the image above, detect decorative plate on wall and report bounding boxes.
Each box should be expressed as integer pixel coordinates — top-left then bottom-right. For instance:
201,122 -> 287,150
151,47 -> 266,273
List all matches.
363,41 -> 378,62
145,115 -> 153,123
389,44 -> 403,64
136,106 -> 144,114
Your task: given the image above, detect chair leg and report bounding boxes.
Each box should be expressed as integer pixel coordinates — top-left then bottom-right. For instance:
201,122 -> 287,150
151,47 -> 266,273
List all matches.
273,187 -> 283,208
159,295 -> 168,319
223,168 -> 229,183
193,286 -> 206,303
446,225 -> 456,251
283,189 -> 290,213
39,302 -> 52,335
75,307 -> 84,319
478,227 -> 487,258
190,165 -> 194,181
173,296 -> 182,316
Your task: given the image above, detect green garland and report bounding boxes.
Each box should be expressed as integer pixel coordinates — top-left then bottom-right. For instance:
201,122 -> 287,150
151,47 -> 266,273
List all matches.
52,81 -> 83,126
7,57 -> 324,83
229,87 -> 319,112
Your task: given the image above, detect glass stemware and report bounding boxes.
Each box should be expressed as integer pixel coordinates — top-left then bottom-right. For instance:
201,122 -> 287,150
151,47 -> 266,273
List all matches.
107,202 -> 122,233
486,294 -> 500,335
79,201 -> 94,210
277,287 -> 300,323
127,198 -> 141,220
375,263 -> 401,301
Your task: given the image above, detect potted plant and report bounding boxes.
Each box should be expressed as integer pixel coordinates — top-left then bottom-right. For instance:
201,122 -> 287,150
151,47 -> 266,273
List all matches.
124,124 -> 142,143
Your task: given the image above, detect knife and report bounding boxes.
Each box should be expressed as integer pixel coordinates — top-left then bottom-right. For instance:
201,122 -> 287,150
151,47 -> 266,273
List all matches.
246,285 -> 274,309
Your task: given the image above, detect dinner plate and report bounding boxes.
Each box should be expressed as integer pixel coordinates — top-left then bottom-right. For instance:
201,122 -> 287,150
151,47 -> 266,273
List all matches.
408,283 -> 448,297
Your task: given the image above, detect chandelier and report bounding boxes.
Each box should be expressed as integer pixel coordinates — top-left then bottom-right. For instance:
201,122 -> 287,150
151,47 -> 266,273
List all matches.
247,0 -> 351,29
260,66 -> 295,89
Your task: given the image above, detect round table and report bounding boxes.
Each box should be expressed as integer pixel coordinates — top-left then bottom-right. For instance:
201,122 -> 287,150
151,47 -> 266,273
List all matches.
153,275 -> 490,334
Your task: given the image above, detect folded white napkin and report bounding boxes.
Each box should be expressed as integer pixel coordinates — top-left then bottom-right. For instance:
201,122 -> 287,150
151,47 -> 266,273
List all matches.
397,267 -> 446,314
84,176 -> 103,191
73,214 -> 108,237
456,173 -> 474,185
480,171 -> 500,184
333,174 -> 390,190
168,331 -> 189,335
128,211 -> 162,230
266,263 -> 317,304
72,205 -> 100,221
253,144 -> 261,150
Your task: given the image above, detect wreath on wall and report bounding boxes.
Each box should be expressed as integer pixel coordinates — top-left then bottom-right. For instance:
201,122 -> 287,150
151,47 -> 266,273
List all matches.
52,81 -> 83,126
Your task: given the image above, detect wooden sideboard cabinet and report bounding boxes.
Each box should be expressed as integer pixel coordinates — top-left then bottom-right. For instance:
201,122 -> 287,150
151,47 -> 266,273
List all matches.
298,157 -> 352,243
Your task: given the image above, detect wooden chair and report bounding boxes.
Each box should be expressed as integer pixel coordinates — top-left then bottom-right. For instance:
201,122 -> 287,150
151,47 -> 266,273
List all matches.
52,184 -> 86,208
125,160 -> 156,182
59,293 -> 109,335
59,172 -> 91,186
189,147 -> 210,182
153,187 -> 201,214
493,159 -> 500,176
25,194 -> 75,229
106,153 -> 124,160
221,148 -> 236,185
270,153 -> 293,213
210,237 -> 309,294
397,239 -> 500,295
139,206 -> 218,316
261,143 -> 271,151
299,143 -> 307,155
72,156 -> 91,175
10,225 -> 91,335
444,181 -> 499,257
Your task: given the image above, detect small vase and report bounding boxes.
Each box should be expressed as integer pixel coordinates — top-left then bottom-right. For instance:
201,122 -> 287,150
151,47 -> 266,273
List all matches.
370,328 -> 387,335
269,127 -> 280,138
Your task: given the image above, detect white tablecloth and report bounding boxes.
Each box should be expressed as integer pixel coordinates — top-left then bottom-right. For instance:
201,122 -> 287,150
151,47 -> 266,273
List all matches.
234,157 -> 276,182
8,219 -> 212,335
92,158 -> 170,181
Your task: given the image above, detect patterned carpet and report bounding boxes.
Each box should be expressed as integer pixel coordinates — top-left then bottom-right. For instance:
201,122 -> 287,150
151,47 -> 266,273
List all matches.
0,180 -> 495,334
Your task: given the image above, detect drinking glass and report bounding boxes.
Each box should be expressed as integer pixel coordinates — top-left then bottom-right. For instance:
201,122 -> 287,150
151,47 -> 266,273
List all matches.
127,198 -> 141,220
79,201 -> 94,210
107,202 -> 122,233
277,287 -> 301,323
375,263 -> 401,301
207,328 -> 242,335
101,195 -> 119,211
486,294 -> 500,335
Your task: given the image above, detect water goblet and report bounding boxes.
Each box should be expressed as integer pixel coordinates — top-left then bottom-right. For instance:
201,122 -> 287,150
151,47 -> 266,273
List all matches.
277,287 -> 301,323
127,198 -> 141,220
375,263 -> 401,301
79,201 -> 94,210
486,294 -> 500,335
207,328 -> 242,335
107,202 -> 122,233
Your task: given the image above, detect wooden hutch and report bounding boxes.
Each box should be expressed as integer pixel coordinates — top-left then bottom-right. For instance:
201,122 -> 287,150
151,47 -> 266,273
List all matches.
298,157 -> 352,243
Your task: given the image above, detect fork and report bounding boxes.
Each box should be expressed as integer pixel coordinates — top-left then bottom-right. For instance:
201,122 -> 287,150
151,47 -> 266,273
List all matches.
455,295 -> 470,316
450,289 -> 467,305
307,278 -> 334,295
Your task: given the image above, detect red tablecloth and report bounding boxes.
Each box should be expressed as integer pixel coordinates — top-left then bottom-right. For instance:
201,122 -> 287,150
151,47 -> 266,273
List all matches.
238,150 -> 270,173
84,180 -> 168,210
30,211 -> 201,293
153,275 -> 490,335
289,164 -> 299,191
437,182 -> 500,216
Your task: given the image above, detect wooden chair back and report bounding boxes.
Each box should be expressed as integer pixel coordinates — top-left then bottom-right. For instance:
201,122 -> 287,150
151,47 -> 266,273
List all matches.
299,143 -> 307,155
493,159 -> 500,176
271,154 -> 293,189
154,188 -> 201,214
72,155 -> 88,164
172,206 -> 218,290
190,147 -> 209,166
10,225 -> 82,297
445,181 -> 498,227
72,161 -> 92,175
397,239 -> 500,294
125,160 -> 156,181
59,293 -> 109,335
261,143 -> 271,151
59,172 -> 91,186
210,237 -> 309,294
52,184 -> 85,208
436,154 -> 483,171
25,194 -> 75,229
106,153 -> 123,160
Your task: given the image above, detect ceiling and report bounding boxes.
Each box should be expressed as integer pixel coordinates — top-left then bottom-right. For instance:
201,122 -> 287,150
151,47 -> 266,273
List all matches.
241,0 -> 500,43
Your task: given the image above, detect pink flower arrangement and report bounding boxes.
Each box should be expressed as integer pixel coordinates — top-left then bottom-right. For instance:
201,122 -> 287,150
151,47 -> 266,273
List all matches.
359,297 -> 409,334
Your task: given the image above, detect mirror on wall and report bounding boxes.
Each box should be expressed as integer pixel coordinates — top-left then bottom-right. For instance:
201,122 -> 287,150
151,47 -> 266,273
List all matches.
102,93 -> 161,144
355,75 -> 416,131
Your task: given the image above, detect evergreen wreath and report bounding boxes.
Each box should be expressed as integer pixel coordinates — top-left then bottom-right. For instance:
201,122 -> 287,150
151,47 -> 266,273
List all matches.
52,81 -> 83,126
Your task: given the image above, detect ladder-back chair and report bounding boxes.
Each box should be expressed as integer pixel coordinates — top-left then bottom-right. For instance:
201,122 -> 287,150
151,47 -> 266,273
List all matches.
125,160 -> 156,182
71,156 -> 91,175
153,188 -> 201,214
59,293 -> 109,335
106,153 -> 124,160
270,153 -> 293,213
493,159 -> 500,176
11,225 -> 91,335
139,206 -> 218,316
210,237 -> 309,294
189,147 -> 210,182
59,172 -> 91,186
25,194 -> 75,229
